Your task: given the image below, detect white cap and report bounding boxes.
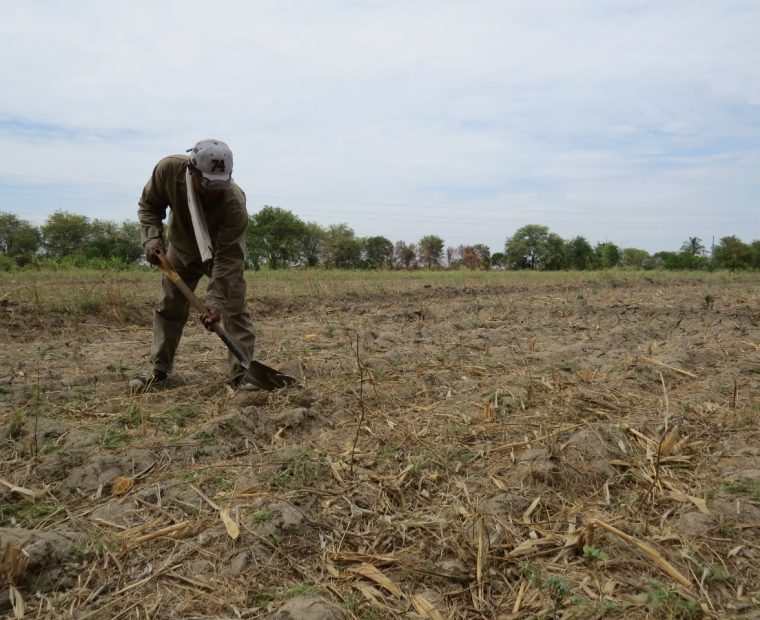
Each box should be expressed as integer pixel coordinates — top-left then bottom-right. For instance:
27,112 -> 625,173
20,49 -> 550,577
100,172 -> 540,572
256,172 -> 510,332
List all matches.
186,139 -> 233,190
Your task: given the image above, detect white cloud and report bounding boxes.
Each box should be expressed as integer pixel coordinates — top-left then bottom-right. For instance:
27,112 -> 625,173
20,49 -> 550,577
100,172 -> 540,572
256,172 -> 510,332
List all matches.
0,0 -> 758,253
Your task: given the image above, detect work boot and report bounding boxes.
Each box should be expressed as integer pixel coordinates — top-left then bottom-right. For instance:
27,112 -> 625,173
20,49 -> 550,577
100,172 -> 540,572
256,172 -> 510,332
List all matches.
129,369 -> 169,393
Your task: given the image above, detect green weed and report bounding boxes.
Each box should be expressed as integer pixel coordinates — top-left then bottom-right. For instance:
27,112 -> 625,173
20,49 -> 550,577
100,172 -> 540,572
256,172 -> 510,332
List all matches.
279,582 -> 320,599
251,510 -> 272,523
194,431 -> 215,445
0,501 -> 57,527
247,583 -> 320,609
263,451 -> 329,490
121,403 -> 143,428
70,536 -> 118,562
341,595 -> 386,620
211,476 -> 234,492
647,580 -> 701,618
583,544 -> 609,561
725,480 -> 760,502
101,428 -> 130,448
164,404 -> 201,428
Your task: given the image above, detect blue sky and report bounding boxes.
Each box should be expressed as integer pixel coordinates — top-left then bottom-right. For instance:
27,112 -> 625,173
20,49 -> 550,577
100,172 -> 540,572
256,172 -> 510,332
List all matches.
1,1 -> 758,254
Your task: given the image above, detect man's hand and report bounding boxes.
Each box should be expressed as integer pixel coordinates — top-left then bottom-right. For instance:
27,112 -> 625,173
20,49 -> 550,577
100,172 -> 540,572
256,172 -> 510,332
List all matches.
145,242 -> 165,265
200,307 -> 221,331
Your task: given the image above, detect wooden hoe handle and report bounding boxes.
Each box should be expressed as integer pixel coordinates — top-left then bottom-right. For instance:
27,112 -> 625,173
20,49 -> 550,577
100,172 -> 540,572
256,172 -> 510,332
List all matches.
154,248 -> 249,368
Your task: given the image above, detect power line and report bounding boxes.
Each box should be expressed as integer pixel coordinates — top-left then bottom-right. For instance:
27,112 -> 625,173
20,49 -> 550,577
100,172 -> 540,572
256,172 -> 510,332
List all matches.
0,171 -> 687,219
1,172 -> 756,239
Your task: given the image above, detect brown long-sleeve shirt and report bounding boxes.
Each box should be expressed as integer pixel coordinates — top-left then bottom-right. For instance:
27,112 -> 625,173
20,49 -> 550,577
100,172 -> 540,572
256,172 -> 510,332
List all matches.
138,155 -> 248,310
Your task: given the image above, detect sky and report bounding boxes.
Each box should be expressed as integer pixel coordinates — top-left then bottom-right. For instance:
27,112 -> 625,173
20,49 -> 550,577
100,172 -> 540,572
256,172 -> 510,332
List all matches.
0,1 -> 758,255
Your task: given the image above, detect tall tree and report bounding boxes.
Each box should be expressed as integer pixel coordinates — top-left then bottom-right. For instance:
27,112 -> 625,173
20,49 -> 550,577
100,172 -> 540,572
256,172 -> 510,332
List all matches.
86,219 -> 143,262
473,244 -> 491,269
0,212 -> 40,263
680,237 -> 706,257
300,222 -> 324,268
394,241 -> 417,269
458,244 -> 491,270
543,234 -> 567,270
504,224 -> 552,269
490,252 -> 506,268
417,235 -> 444,268
713,236 -> 752,270
322,224 -> 362,268
593,242 -> 622,269
565,236 -> 594,270
750,240 -> 760,269
363,235 -> 394,268
446,246 -> 457,268
247,206 -> 307,269
41,211 -> 92,259
621,247 -> 651,269
459,245 -> 479,269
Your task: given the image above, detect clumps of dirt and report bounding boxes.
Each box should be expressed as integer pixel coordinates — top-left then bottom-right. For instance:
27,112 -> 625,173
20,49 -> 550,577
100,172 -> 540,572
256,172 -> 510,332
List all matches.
559,426 -> 625,479
62,449 -> 156,496
480,492 -> 533,516
217,500 -> 316,580
0,527 -> 82,592
269,595 -> 345,619
239,405 -> 333,440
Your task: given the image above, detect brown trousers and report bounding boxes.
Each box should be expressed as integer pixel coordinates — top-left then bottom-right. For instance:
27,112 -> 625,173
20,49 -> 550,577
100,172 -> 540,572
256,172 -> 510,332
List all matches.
149,254 -> 255,378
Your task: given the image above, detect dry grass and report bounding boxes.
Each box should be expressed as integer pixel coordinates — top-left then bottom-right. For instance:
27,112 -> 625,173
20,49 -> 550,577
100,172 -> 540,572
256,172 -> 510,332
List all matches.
1,268 -> 759,618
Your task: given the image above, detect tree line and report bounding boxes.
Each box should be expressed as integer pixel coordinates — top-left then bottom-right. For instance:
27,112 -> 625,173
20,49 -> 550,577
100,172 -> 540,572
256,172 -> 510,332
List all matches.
1,209 -> 759,271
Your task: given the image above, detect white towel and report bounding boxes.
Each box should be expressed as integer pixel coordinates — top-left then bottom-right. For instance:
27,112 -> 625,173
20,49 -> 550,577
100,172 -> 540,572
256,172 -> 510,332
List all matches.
186,168 -> 214,263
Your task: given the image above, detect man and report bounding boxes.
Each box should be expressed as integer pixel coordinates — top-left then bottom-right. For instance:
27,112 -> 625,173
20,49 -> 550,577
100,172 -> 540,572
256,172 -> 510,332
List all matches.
130,139 -> 255,391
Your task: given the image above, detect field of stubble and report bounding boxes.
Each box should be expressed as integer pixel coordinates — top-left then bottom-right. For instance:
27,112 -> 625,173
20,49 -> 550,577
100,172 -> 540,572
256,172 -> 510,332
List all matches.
1,268 -> 759,619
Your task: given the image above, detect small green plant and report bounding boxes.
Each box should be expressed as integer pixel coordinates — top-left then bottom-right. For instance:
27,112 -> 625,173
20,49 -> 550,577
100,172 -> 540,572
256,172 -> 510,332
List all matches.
453,451 -> 476,465
279,583 -> 319,599
251,510 -> 271,524
164,404 -> 201,428
725,480 -> 760,502
583,544 -> 609,561
246,590 -> 275,608
194,431 -> 215,445
521,561 -> 543,588
704,565 -> 729,583
70,535 -> 118,562
545,575 -> 570,598
0,501 -> 57,527
247,583 -> 321,610
211,476 -> 234,492
121,403 -> 143,428
263,451 -> 329,490
647,580 -> 701,618
341,595 -> 386,619
8,408 -> 27,440
180,470 -> 202,482
545,575 -> 571,616
101,428 -> 129,448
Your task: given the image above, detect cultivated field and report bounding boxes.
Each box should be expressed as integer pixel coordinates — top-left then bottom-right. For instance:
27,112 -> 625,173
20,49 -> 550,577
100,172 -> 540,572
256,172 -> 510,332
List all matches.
1,268 -> 759,619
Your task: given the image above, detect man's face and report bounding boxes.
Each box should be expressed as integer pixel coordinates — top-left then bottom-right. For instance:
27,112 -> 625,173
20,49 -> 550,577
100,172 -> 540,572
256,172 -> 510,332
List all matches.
189,167 -> 225,200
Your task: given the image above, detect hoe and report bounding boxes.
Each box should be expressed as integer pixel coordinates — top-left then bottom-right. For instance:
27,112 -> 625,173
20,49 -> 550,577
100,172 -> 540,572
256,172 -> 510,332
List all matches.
155,248 -> 298,390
